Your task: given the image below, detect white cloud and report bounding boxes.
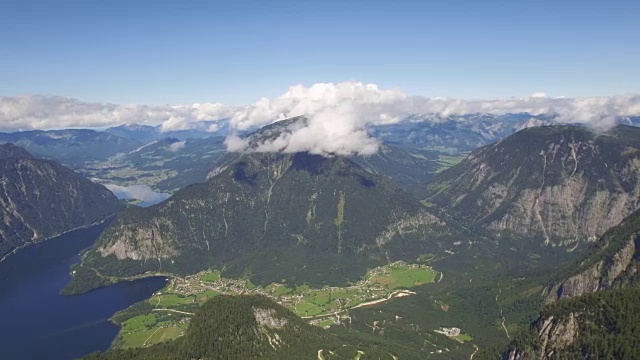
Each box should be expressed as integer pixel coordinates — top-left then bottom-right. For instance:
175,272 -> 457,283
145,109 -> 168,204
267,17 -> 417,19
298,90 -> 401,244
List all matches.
2,84 -> 640,156
225,82 -> 640,156
167,140 -> 186,152
229,82 -> 407,130
0,95 -> 237,132
224,133 -> 249,153
104,184 -> 170,206
226,82 -> 408,156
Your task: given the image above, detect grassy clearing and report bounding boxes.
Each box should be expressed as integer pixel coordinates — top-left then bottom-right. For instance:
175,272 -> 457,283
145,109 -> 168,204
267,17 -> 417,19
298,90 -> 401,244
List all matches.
316,319 -> 335,328
199,272 -> 221,282
435,155 -> 466,173
147,325 -> 183,344
371,267 -> 437,289
196,289 -> 219,302
313,295 -> 330,306
268,284 -> 294,297
119,328 -> 158,348
420,200 -> 435,207
295,302 -> 324,317
121,314 -> 158,332
118,312 -> 188,348
455,333 -> 473,342
155,294 -> 195,307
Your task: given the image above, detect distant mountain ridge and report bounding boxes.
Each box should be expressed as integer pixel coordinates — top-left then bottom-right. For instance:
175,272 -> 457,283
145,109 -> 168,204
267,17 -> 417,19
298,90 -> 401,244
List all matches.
105,119 -> 230,143
370,113 -> 558,153
372,113 -> 640,154
0,144 -> 124,259
0,129 -> 142,167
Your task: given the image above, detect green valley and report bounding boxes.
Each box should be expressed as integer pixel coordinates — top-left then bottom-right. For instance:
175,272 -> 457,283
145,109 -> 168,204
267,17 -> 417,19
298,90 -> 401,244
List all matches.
110,261 -> 440,349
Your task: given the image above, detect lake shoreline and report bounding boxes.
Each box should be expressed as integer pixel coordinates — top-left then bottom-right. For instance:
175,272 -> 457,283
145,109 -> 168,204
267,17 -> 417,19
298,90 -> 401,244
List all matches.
0,213 -> 118,264
0,221 -> 167,360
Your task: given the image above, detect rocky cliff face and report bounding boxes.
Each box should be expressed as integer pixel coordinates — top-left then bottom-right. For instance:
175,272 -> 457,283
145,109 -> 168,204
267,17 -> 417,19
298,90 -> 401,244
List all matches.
553,211 -> 639,299
555,238 -> 636,299
0,144 -> 124,258
494,209 -> 640,360
426,125 -> 640,246
502,312 -> 580,360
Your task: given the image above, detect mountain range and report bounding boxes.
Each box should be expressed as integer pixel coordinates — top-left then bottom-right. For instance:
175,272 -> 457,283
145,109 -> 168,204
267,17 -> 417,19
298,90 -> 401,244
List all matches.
0,129 -> 142,167
104,120 -> 230,143
3,113 -> 640,359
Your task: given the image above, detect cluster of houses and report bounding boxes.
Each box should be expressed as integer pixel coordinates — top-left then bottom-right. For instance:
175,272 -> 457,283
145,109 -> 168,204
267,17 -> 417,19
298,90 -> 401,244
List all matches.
434,327 -> 461,337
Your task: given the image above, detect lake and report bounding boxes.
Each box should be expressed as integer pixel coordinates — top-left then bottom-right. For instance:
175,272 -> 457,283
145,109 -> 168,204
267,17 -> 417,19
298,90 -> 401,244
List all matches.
0,222 -> 167,359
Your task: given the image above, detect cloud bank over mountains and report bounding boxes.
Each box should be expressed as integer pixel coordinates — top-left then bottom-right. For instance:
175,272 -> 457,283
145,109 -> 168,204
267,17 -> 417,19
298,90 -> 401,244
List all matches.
2,82 -> 639,155
0,95 -> 238,132
226,82 -> 640,155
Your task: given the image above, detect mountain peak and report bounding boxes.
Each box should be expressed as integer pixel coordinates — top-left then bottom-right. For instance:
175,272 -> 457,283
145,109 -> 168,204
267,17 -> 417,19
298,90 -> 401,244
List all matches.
0,143 -> 33,159
244,116 -> 309,149
76,142 -> 452,289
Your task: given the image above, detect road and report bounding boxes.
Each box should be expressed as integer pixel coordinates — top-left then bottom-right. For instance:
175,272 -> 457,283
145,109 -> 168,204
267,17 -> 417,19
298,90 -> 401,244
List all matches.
351,290 -> 416,309
151,308 -> 194,316
470,345 -> 479,360
495,286 -> 510,339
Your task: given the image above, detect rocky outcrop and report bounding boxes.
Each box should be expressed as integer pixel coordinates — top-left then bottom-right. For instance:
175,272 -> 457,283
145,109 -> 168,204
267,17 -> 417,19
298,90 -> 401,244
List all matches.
603,238 -> 636,287
497,210 -> 640,360
556,235 -> 637,299
557,262 -> 603,298
426,125 -> 640,246
502,313 -> 580,360
253,307 -> 288,329
535,313 -> 579,356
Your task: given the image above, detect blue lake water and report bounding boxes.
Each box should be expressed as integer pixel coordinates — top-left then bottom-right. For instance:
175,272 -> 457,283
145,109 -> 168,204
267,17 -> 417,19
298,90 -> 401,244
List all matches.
0,222 -> 167,359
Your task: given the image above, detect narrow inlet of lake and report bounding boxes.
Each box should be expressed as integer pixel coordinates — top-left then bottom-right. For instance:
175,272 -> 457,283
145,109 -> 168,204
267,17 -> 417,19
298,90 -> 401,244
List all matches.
0,222 -> 167,360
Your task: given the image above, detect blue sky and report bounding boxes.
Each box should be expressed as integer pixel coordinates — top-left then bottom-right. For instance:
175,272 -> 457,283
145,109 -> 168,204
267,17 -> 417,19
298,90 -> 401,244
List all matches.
1,0 -> 638,105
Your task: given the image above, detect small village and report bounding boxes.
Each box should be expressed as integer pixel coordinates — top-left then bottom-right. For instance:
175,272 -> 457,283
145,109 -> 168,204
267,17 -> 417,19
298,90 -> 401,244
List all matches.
114,261 -> 455,349
163,261 -> 437,321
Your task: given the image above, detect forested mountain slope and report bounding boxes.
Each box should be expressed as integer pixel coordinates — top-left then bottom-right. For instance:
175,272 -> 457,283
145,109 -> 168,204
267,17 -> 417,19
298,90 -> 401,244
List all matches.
0,144 -> 123,258
73,150 -> 457,290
